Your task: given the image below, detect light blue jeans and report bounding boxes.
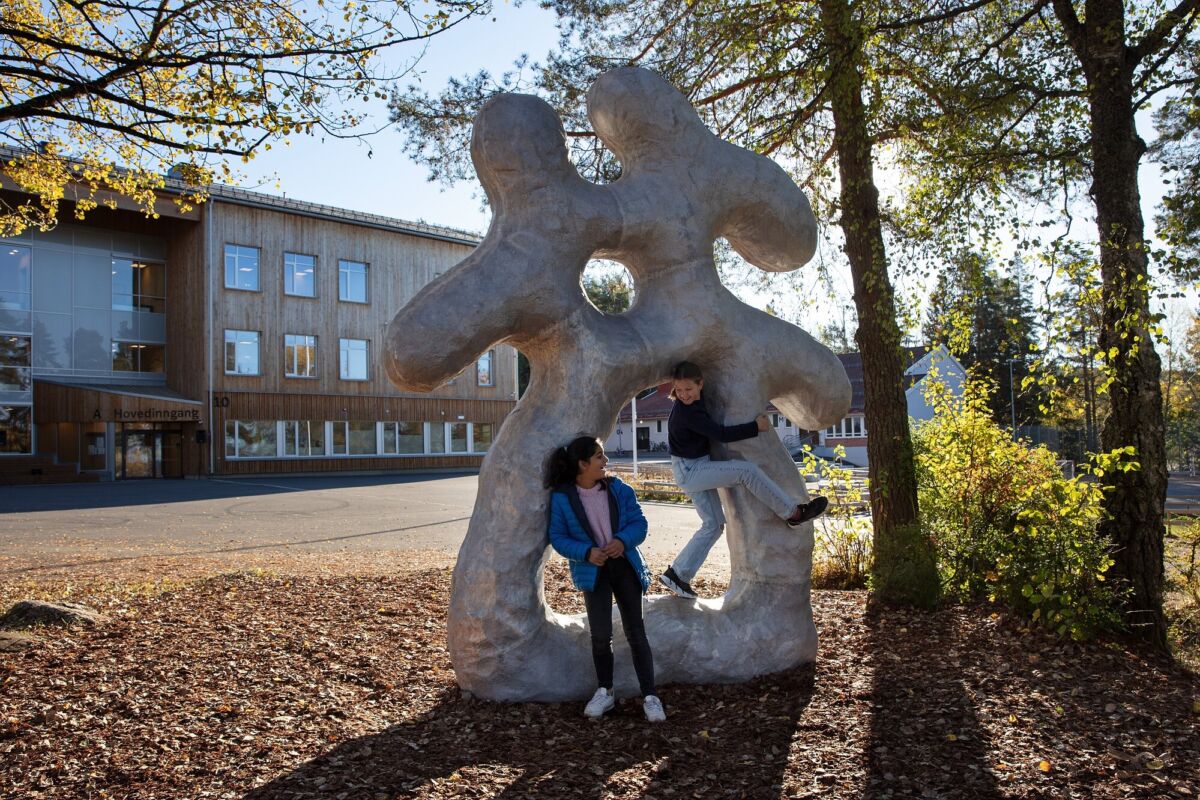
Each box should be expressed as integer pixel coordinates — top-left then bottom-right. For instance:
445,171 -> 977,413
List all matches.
670,455 -> 799,583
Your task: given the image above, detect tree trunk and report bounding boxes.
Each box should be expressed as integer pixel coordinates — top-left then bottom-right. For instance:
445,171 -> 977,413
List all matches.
820,0 -> 928,603
1072,0 -> 1169,647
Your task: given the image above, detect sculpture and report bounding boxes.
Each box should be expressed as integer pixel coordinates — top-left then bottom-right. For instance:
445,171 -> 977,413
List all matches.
385,67 -> 851,701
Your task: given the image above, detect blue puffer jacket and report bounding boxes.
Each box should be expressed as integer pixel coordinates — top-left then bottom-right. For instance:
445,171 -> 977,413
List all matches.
547,476 -> 651,593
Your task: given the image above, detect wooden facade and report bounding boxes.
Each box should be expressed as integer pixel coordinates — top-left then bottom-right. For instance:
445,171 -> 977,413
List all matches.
5,180 -> 518,482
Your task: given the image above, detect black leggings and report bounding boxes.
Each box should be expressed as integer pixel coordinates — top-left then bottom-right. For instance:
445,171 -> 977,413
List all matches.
583,557 -> 656,697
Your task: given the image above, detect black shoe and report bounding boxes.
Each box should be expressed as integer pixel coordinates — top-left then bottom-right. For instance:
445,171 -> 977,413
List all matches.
658,567 -> 698,599
787,496 -> 829,527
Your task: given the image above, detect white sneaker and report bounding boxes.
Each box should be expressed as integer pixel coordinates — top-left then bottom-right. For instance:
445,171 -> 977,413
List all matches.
584,687 -> 615,718
643,694 -> 666,723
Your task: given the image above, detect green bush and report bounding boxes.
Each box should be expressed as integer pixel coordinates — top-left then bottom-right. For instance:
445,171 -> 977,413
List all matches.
796,445 -> 873,589
913,380 -> 1123,639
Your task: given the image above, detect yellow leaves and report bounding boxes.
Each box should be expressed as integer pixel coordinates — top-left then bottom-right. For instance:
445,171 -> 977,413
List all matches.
1192,698 -> 1200,714
1037,759 -> 1053,773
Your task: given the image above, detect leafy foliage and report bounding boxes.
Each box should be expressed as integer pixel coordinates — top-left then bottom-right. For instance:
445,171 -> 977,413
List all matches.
582,271 -> 633,314
922,249 -> 1041,426
913,379 -> 1123,639
796,445 -> 873,590
0,0 -> 489,234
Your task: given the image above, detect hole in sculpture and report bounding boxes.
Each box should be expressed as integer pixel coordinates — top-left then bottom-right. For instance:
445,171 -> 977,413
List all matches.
607,383 -> 666,458
582,259 -> 635,314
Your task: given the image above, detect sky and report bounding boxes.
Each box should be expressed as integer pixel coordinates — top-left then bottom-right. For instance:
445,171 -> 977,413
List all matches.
227,3 -> 1196,341
226,4 -> 561,233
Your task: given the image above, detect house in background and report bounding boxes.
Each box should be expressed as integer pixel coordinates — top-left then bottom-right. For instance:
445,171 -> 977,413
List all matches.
604,344 -> 966,467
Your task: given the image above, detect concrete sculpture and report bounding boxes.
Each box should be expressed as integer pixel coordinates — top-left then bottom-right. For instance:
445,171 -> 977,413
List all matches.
385,67 -> 851,701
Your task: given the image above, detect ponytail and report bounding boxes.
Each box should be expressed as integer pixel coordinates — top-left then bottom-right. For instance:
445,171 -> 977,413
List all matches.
543,436 -> 601,488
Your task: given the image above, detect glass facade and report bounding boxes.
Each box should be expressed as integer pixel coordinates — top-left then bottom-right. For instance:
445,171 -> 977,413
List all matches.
0,335 -> 31,392
0,405 -> 31,453
111,342 -> 164,373
0,245 -> 32,330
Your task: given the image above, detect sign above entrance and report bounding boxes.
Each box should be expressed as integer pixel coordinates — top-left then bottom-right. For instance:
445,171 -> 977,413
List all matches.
94,407 -> 201,423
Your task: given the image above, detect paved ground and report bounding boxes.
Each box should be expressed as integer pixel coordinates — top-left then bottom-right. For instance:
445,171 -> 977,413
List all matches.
1168,473 -> 1200,514
0,473 -> 729,580
2,470 -> 1192,581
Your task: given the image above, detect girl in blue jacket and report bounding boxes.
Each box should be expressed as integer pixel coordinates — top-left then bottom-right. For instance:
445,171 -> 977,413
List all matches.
544,436 -> 665,722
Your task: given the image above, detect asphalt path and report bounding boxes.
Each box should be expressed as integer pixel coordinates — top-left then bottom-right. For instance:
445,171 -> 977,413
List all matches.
0,473 -> 726,580
2,471 -> 1193,580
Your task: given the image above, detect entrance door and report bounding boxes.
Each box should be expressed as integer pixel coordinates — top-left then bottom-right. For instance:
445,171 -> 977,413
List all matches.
160,431 -> 183,478
636,427 -> 651,453
119,428 -> 184,479
122,432 -> 155,478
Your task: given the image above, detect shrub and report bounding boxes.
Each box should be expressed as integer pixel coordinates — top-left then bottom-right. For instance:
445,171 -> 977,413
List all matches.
913,379 -> 1123,638
796,446 -> 873,590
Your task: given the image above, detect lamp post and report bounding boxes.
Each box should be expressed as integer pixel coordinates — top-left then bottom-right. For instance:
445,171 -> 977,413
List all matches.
631,394 -> 638,479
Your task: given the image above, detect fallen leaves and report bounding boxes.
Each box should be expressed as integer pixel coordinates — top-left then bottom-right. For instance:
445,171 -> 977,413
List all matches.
0,564 -> 1197,799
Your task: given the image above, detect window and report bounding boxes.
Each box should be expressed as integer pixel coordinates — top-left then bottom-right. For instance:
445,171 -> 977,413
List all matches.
284,252 -> 316,297
284,334 -> 317,378
0,405 -> 31,453
473,423 -> 493,453
348,421 -> 376,455
477,350 -> 494,386
112,259 -> 165,313
772,413 -> 780,427
339,260 -> 368,303
330,421 -> 348,455
111,342 -> 164,373
224,330 -> 260,375
450,422 -> 468,453
428,421 -> 446,454
0,335 -> 31,391
223,420 -> 276,457
224,245 -> 259,291
339,338 -> 369,381
382,421 -> 423,454
656,420 -> 662,433
284,420 -> 324,456
0,245 -> 31,313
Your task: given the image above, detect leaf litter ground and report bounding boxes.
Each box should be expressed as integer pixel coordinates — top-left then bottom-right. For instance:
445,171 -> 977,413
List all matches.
1,556 -> 1197,800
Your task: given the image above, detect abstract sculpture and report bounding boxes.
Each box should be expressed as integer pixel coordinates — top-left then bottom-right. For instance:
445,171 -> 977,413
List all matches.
385,67 -> 851,701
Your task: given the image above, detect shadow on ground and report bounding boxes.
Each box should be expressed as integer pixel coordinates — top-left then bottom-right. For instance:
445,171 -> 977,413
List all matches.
245,666 -> 816,799
0,472 -> 476,514
866,604 -> 1004,799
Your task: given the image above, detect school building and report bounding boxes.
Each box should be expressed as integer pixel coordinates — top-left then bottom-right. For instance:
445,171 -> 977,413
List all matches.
0,176 -> 517,483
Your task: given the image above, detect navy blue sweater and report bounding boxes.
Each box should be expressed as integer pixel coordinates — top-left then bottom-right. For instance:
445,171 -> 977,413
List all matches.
667,396 -> 759,459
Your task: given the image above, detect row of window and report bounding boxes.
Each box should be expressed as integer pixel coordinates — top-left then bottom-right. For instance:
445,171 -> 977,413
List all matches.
225,245 -> 369,303
223,329 -> 496,385
224,419 -> 494,459
825,415 -> 867,438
